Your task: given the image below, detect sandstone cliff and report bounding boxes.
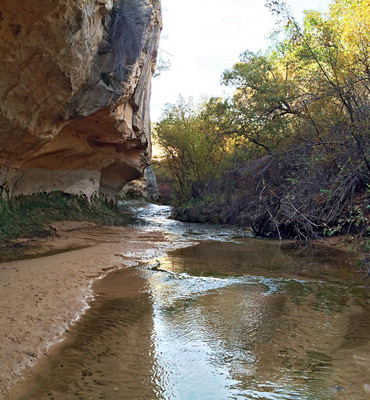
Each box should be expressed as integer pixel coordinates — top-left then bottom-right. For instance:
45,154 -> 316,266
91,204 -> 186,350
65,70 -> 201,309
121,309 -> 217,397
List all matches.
0,0 -> 161,199
121,165 -> 159,199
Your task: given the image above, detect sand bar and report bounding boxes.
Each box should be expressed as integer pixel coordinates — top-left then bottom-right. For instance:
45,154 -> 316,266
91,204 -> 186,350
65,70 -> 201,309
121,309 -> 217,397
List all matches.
0,221 -> 184,398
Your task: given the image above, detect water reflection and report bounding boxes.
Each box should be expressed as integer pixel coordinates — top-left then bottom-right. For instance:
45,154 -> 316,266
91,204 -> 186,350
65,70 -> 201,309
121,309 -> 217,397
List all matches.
9,269 -> 159,400
140,240 -> 370,400
124,200 -> 252,243
144,269 -> 336,399
8,203 -> 370,400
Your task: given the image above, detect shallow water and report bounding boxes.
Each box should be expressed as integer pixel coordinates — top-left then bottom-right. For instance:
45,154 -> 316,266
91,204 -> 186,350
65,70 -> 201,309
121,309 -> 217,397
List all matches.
125,200 -> 252,242
10,203 -> 370,400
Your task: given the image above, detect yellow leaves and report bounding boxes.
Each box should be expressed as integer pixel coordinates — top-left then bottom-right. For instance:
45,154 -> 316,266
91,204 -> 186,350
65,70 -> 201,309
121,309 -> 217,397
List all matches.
154,98 -> 229,202
331,0 -> 370,58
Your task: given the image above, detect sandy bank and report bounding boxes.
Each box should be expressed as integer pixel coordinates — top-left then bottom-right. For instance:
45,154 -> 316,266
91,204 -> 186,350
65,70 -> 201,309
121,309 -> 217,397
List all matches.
0,222 -> 180,398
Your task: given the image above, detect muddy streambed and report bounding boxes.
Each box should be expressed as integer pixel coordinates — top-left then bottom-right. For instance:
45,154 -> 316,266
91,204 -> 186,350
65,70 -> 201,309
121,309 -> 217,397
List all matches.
9,203 -> 370,399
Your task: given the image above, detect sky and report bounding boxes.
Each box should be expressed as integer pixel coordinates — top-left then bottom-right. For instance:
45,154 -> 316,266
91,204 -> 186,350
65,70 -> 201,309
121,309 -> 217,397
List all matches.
150,0 -> 332,122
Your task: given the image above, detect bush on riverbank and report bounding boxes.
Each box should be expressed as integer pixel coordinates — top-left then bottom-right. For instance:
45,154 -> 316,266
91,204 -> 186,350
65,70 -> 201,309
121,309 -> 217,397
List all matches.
0,191 -> 131,244
154,0 -> 370,242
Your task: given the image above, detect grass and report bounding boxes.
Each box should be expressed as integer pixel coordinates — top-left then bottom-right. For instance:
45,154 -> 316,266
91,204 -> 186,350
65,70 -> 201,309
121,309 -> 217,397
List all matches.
0,191 -> 132,244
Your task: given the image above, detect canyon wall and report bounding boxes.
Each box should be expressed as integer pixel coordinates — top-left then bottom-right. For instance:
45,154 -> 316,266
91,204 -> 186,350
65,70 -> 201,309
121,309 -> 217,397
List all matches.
0,0 -> 161,199
120,165 -> 159,199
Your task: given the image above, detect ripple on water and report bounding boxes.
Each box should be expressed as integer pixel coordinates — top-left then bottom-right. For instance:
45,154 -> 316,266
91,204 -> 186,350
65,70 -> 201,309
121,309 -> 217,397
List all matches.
9,203 -> 370,400
124,200 -> 252,243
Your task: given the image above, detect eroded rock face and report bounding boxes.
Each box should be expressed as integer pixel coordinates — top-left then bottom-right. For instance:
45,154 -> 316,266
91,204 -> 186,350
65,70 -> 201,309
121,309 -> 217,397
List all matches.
0,0 -> 161,199
121,165 -> 159,199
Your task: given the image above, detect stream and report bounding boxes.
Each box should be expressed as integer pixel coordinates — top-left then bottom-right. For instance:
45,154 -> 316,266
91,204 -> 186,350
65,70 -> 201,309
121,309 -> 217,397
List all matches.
11,202 -> 370,399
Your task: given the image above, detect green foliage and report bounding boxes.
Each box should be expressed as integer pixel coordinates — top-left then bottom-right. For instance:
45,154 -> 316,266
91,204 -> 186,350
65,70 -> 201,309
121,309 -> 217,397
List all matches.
222,50 -> 297,153
224,0 -> 370,169
0,192 -> 130,243
153,97 -> 228,205
155,0 -> 370,241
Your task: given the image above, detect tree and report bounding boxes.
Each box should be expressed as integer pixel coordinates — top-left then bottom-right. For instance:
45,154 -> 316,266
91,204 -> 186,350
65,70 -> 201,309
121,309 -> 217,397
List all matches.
223,50 -> 299,154
153,98 -> 227,204
154,0 -> 370,241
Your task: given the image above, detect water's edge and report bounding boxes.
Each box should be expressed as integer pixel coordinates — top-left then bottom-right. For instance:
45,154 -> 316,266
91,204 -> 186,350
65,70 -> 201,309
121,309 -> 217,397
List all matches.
5,202 -> 370,400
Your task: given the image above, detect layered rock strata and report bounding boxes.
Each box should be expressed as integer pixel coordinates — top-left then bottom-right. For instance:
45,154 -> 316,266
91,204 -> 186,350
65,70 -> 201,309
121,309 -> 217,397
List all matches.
0,0 -> 161,199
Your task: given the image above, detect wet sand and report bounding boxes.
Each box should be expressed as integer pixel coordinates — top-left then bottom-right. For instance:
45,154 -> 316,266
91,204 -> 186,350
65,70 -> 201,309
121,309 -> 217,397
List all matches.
0,206 -> 367,399
0,221 -> 185,398
6,236 -> 370,400
7,267 -> 159,400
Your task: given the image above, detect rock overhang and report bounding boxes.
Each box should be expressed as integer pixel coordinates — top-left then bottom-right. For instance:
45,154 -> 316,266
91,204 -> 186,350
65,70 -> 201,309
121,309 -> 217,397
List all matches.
0,0 -> 162,199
